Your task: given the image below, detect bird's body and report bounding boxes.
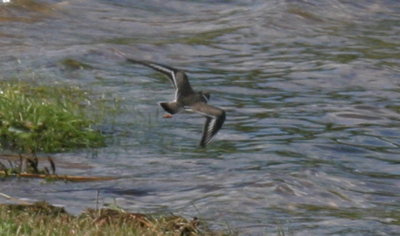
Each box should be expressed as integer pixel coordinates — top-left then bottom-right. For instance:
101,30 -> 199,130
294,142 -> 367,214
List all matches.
126,58 -> 225,147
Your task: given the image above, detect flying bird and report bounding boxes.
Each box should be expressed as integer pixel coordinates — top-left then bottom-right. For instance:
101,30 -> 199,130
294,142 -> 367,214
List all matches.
126,59 -> 225,147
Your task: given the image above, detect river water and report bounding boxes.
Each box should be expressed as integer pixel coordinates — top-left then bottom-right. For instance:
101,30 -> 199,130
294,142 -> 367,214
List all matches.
1,0 -> 399,235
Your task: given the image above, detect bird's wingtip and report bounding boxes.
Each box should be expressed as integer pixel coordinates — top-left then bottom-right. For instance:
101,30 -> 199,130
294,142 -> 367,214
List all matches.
198,141 -> 207,148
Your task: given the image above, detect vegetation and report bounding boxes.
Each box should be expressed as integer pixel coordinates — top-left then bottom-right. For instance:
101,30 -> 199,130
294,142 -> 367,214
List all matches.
0,201 -> 228,236
0,154 -> 118,181
0,154 -> 55,176
0,81 -> 105,154
60,58 -> 94,70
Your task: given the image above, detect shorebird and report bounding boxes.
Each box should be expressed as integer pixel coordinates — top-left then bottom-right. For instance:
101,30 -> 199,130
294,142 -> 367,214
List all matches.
126,59 -> 225,147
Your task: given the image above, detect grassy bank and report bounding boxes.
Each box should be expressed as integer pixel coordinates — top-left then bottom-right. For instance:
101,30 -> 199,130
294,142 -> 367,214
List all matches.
0,81 -> 105,154
0,80 -> 109,178
0,202 -> 228,236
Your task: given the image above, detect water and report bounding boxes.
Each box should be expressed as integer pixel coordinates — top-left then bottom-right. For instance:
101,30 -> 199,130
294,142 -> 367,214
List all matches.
1,0 -> 400,235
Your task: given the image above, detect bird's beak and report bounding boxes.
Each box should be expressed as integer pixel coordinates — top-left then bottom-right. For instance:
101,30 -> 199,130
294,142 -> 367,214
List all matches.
163,114 -> 173,118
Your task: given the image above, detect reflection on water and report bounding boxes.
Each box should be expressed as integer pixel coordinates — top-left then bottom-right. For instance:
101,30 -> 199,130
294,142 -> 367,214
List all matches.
1,0 -> 400,235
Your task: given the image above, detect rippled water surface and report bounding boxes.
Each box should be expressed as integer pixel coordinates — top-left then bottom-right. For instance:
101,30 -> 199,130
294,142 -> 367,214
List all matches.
1,0 -> 400,235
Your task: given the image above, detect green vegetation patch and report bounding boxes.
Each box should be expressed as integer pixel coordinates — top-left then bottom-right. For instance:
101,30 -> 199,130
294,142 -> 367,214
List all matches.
0,81 -> 105,153
0,202 -> 228,236
60,58 -> 94,70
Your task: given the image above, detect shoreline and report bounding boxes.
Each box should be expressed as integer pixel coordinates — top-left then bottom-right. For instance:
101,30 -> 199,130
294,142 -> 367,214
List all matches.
0,201 -> 230,236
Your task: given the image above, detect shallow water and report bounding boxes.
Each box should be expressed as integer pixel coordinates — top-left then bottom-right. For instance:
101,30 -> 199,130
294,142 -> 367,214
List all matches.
1,0 -> 400,235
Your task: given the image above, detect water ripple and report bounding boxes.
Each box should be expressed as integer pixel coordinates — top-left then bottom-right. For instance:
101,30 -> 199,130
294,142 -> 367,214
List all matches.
1,0 -> 400,235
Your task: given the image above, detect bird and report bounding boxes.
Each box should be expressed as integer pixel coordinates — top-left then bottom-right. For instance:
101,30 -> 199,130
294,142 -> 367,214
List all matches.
126,58 -> 225,147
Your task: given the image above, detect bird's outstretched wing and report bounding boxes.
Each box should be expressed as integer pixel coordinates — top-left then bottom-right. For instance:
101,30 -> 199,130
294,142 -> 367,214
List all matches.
126,58 -> 179,89
189,103 -> 226,147
126,58 -> 196,99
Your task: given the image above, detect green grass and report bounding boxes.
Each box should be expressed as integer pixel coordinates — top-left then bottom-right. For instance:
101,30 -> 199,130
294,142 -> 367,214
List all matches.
0,202 -> 229,236
60,58 -> 94,70
0,81 -> 105,154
